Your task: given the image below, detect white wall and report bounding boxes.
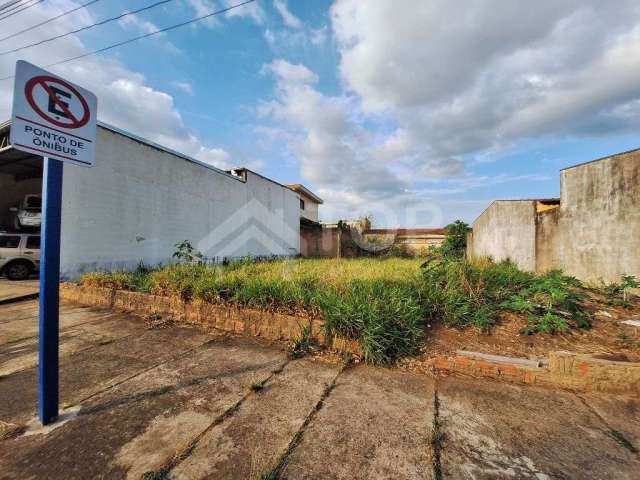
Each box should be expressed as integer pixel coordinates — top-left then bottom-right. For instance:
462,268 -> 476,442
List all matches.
60,126 -> 299,278
299,193 -> 319,222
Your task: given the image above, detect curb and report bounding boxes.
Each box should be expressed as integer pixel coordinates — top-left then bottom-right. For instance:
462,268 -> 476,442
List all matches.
0,292 -> 39,306
404,350 -> 640,395
60,284 -> 362,356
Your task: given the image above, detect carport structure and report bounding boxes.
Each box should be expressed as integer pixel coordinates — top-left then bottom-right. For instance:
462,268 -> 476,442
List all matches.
0,121 -> 42,232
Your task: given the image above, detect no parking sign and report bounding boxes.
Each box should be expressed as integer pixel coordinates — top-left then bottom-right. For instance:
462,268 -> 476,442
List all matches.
11,60 -> 97,167
9,61 -> 97,425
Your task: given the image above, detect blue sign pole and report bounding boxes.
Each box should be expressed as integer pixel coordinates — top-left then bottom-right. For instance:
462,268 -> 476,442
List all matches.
38,156 -> 63,425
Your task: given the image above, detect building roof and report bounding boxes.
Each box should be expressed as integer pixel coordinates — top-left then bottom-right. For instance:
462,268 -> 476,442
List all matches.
0,119 -> 261,185
287,184 -> 324,204
1,119 -> 241,181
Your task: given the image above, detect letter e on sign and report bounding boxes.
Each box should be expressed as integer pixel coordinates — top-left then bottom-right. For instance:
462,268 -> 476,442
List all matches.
10,61 -> 97,167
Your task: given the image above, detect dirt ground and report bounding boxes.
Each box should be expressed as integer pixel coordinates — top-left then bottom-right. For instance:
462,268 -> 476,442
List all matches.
0,299 -> 639,479
420,294 -> 640,363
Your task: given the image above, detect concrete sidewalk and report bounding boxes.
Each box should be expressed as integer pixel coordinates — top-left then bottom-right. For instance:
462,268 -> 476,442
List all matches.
0,300 -> 639,479
0,278 -> 38,304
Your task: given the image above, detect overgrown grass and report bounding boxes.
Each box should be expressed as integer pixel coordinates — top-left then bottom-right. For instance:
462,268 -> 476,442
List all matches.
80,256 -> 605,363
422,257 -> 591,334
81,258 -> 425,364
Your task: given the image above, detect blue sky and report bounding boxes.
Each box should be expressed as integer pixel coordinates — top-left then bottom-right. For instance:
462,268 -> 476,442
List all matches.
1,0 -> 640,227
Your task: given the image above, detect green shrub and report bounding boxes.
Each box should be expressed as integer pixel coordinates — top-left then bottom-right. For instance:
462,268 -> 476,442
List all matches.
421,258 -> 591,334
321,279 -> 424,364
421,257 -> 529,332
503,270 -> 590,334
434,220 -> 471,258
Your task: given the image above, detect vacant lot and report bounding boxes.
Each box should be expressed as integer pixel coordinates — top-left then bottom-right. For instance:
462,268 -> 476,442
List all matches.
81,257 -> 640,363
1,300 -> 639,479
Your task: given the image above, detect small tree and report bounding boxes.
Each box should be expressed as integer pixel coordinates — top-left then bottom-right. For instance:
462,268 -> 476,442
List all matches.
173,240 -> 204,264
438,220 -> 471,258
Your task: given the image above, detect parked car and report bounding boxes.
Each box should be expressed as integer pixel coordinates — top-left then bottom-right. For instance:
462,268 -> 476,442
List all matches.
0,233 -> 40,280
7,194 -> 42,231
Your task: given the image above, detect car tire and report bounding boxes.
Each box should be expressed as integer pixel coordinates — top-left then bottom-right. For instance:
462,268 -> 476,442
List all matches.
5,262 -> 32,280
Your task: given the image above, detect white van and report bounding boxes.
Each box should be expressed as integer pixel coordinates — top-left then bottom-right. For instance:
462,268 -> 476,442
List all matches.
0,233 -> 40,280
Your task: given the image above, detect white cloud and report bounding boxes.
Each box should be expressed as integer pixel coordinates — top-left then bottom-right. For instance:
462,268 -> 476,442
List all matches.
263,28 -> 276,47
184,0 -> 265,28
263,59 -> 318,83
273,0 -> 302,29
118,13 -> 180,54
184,0 -> 221,28
224,0 -> 265,24
0,1 -> 231,170
310,26 -> 328,46
172,81 -> 194,95
118,13 -> 158,35
263,28 -> 311,51
265,2 -> 327,51
331,0 -> 640,167
260,59 -> 412,221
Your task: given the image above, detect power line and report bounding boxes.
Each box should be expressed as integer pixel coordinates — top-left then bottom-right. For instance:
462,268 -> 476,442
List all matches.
0,0 -> 102,43
0,0 -> 26,12
0,0 -> 181,55
0,0 -> 257,81
0,0 -> 44,21
0,0 -> 32,13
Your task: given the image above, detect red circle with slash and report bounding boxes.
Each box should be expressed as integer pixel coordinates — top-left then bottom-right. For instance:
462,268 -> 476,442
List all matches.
25,75 -> 90,129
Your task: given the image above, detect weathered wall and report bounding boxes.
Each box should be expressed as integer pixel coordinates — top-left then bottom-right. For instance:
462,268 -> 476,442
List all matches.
300,226 -> 340,257
363,230 -> 445,256
467,200 -> 537,271
556,150 -> 640,283
468,149 -> 640,283
59,126 -> 299,278
535,208 -> 560,273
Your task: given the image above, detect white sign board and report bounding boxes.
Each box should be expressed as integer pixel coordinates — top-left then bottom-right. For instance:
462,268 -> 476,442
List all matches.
10,60 -> 97,167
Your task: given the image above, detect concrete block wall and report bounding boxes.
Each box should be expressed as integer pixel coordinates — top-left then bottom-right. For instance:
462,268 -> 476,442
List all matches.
535,208 -> 560,273
466,200 -> 537,271
556,150 -> 640,283
467,149 -> 640,283
300,226 -> 340,257
59,126 -> 299,278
